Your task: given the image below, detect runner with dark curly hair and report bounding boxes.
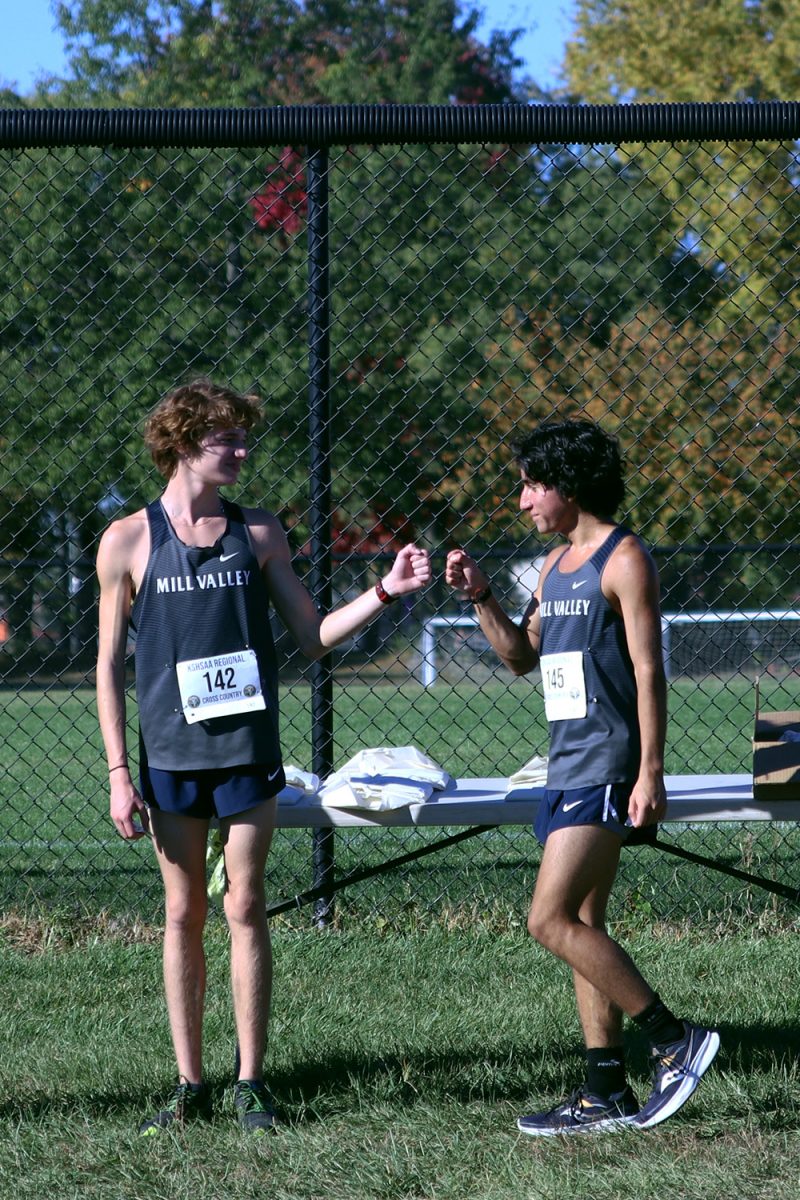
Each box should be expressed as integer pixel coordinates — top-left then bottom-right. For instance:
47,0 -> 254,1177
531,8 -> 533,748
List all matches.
446,417 -> 719,1136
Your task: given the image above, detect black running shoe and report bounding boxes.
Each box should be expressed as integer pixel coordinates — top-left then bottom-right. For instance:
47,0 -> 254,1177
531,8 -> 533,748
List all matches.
234,1079 -> 279,1134
138,1081 -> 212,1136
633,1021 -> 720,1129
517,1085 -> 640,1137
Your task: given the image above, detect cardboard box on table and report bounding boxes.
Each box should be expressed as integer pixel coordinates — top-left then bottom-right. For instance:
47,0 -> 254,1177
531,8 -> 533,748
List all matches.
753,683 -> 800,800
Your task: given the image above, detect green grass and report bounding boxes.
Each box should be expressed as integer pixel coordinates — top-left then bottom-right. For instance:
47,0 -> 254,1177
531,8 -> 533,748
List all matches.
4,671 -> 797,804
3,676 -> 799,1194
2,675 -> 799,921
2,920 -> 799,1199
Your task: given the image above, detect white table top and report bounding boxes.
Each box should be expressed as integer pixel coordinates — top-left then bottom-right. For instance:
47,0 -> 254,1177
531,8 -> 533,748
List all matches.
273,773 -> 800,828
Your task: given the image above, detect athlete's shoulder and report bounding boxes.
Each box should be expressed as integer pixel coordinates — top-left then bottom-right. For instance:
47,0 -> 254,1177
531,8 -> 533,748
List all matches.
237,506 -> 285,538
237,503 -> 279,524
608,527 -> 654,567
615,524 -> 644,543
603,528 -> 659,602
536,543 -> 569,593
238,506 -> 291,562
98,507 -> 150,555
97,507 -> 150,583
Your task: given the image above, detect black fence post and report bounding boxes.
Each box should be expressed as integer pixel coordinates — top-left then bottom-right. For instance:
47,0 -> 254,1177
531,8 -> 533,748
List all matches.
306,146 -> 335,928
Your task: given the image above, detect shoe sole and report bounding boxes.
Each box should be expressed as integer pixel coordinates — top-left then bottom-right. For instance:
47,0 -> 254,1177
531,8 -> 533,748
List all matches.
517,1113 -> 638,1137
239,1118 -> 280,1135
633,1030 -> 720,1129
138,1113 -> 211,1135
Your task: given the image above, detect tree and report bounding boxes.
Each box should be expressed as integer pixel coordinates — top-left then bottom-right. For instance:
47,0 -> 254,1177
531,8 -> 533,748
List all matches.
4,0 -> 793,624
461,299 -> 798,606
53,0 -> 525,106
4,1 -> 531,551
562,0 -> 800,328
565,0 -> 800,105
1,0 -> 533,610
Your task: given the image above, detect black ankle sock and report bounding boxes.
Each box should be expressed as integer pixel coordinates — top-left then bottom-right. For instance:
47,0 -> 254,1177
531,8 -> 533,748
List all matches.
633,996 -> 685,1048
585,1046 -> 627,1098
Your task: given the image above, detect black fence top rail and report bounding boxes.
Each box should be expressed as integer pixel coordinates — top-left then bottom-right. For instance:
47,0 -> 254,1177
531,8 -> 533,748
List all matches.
1,101 -> 799,150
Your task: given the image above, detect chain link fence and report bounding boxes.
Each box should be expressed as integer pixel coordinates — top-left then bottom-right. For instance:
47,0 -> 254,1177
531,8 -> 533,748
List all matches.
1,104 -> 798,929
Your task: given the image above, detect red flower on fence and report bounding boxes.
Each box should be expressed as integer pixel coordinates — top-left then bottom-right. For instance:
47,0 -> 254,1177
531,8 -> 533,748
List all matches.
249,148 -> 308,236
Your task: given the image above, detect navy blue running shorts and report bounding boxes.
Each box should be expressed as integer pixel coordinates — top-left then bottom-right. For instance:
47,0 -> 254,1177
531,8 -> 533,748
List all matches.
534,781 -> 658,847
140,761 -> 286,820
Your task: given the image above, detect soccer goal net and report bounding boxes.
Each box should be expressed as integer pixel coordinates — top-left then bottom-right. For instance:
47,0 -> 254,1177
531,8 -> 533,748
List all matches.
419,610 -> 800,686
660,611 -> 800,680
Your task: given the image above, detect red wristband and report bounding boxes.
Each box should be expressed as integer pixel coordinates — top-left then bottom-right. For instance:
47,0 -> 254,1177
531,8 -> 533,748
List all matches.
469,585 -> 492,604
375,580 -> 398,605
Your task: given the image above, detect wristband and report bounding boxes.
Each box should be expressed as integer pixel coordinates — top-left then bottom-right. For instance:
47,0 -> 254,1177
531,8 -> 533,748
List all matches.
469,585 -> 492,605
375,580 -> 398,605
109,764 -> 129,774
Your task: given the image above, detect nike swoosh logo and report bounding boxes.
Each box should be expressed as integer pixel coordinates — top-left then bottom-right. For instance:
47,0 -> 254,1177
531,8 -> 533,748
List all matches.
571,580 -> 587,590
220,553 -> 238,563
267,767 -> 282,782
562,799 -> 584,812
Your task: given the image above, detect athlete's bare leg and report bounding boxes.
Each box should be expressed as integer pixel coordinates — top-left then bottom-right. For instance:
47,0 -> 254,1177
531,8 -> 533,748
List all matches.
220,797 -> 277,1081
150,809 -> 211,1083
527,825 -> 656,1037
572,856 -> 624,1049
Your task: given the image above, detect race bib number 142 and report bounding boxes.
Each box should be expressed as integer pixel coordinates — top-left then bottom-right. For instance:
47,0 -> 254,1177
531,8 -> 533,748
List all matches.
176,649 -> 266,723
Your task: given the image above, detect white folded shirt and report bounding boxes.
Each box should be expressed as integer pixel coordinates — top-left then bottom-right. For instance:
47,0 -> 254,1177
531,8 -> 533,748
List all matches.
320,746 -> 452,810
320,779 -> 433,811
283,764 -> 322,793
506,753 -> 549,789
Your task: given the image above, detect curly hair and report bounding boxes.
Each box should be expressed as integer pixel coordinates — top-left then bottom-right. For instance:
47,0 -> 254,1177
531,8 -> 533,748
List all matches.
144,378 -> 263,478
511,419 -> 626,519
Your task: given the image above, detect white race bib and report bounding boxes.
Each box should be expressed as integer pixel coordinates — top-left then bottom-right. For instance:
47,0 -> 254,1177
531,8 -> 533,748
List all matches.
176,649 -> 266,724
540,651 -> 587,721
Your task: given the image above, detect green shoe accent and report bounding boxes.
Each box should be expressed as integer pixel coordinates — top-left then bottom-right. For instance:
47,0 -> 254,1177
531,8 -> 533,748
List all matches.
234,1079 -> 279,1134
138,1081 -> 212,1135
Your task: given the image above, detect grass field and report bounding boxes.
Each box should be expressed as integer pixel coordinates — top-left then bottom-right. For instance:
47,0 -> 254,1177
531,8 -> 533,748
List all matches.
1,674 -> 799,923
2,675 -> 800,1197
1,918 -> 799,1200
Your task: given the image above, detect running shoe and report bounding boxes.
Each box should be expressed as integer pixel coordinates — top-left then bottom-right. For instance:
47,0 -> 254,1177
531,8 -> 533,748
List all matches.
138,1081 -> 212,1135
517,1085 -> 640,1136
234,1079 -> 280,1134
633,1021 -> 720,1129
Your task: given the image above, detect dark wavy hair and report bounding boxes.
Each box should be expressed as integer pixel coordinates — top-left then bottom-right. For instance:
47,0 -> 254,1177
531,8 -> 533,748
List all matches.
144,378 -> 263,478
511,419 -> 626,519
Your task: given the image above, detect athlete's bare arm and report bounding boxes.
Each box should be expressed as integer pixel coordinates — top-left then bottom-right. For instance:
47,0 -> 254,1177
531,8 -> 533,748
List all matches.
445,547 -> 551,675
602,536 -> 667,828
244,510 -> 431,658
96,511 -> 151,840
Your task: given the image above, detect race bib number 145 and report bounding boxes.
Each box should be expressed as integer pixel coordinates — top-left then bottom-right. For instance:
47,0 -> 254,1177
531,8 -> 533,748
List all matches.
540,651 -> 587,721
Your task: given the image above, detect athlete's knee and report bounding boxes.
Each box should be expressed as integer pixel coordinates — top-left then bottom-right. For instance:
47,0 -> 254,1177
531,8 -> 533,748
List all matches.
164,888 -> 207,934
527,905 -> 555,948
223,877 -> 265,929
527,904 -> 571,952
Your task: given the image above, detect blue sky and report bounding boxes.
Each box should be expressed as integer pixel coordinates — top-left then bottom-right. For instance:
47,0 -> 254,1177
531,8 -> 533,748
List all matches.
1,1 -> 576,94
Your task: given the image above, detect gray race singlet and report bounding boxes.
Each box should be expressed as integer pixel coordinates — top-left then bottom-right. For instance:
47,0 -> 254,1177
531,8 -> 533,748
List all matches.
539,526 -> 641,789
130,498 -> 281,771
